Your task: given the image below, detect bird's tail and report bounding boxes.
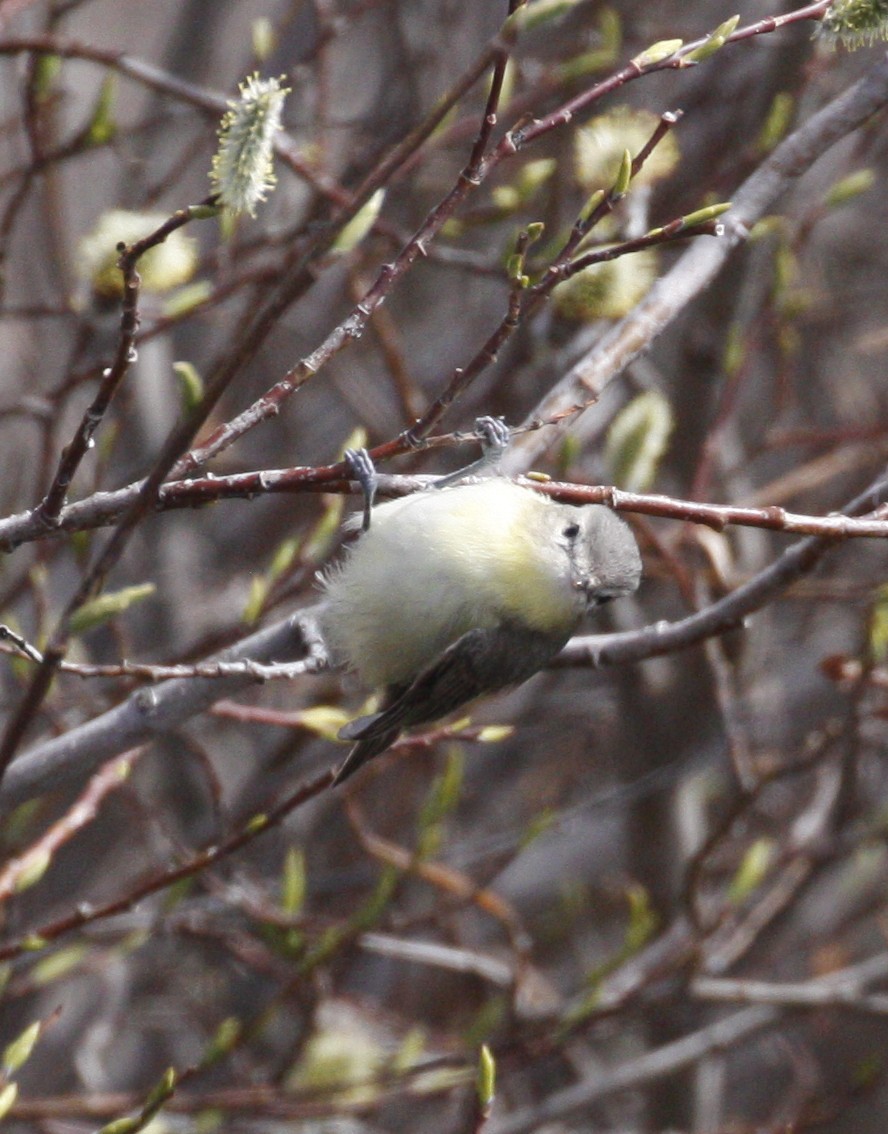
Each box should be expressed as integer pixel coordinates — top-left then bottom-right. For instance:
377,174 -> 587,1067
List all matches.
331,687 -> 413,785
331,725 -> 402,785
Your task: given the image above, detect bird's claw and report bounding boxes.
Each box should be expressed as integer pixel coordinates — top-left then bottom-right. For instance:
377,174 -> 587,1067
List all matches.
344,447 -> 378,531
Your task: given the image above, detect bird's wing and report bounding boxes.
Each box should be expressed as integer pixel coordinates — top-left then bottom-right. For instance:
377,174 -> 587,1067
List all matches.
332,623 -> 570,784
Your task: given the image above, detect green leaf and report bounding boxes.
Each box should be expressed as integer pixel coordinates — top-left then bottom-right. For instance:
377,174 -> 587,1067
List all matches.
476,1044 -> 496,1107
0,1083 -> 18,1122
680,201 -> 732,228
303,495 -> 345,562
252,17 -> 276,60
141,1067 -> 176,1118
824,168 -> 876,208
684,15 -> 739,62
605,390 -> 674,492
96,1117 -> 139,1134
631,38 -> 683,67
868,584 -> 888,662
269,535 -> 300,581
624,884 -> 658,952
525,221 -> 545,245
295,704 -> 352,740
756,92 -> 794,152
245,813 -> 269,835
331,189 -> 386,254
243,575 -> 269,625
20,935 -> 49,952
244,533 -> 302,624
173,360 -> 204,413
33,53 -> 60,98
70,583 -> 156,636
613,149 -> 632,196
557,7 -> 621,77
280,847 -> 306,916
203,1016 -> 242,1065
579,188 -> 606,223
728,838 -> 774,903
188,203 -> 222,220
164,280 -> 213,318
32,944 -> 88,986
476,724 -> 513,743
417,751 -> 464,857
13,848 -> 51,894
86,75 -> 116,145
493,158 -> 557,211
3,1020 -> 41,1074
507,0 -> 583,34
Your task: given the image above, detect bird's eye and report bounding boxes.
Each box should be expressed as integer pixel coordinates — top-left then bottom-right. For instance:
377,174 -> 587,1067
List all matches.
563,522 -> 580,540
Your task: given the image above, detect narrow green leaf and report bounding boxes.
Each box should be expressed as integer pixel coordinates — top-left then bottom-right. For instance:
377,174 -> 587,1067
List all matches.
476,1044 -> 496,1107
684,15 -> 739,62
3,1020 -> 41,1074
173,360 -> 204,413
824,168 -> 876,208
252,17 -> 276,60
86,75 -> 116,145
204,1016 -> 242,1064
625,884 -> 658,952
728,838 -> 774,903
681,201 -> 732,227
281,847 -> 306,917
605,390 -> 674,492
331,189 -> 386,254
141,1067 -> 176,1118
13,849 -> 51,894
32,944 -> 88,986
868,585 -> 888,662
164,279 -> 213,319
0,1083 -> 18,1122
70,583 -> 156,636
579,188 -> 606,222
295,705 -> 352,739
613,149 -> 632,195
631,38 -> 683,67
242,575 -> 269,625
507,0 -> 582,34
476,725 -> 513,743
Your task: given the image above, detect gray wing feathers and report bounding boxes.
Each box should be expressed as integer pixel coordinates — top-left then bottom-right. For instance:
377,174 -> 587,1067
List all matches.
332,623 -> 571,784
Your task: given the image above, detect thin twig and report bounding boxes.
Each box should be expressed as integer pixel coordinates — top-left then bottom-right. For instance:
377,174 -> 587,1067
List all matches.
0,764 -> 333,961
0,748 -> 144,903
503,51 -> 888,470
2,457 -> 887,555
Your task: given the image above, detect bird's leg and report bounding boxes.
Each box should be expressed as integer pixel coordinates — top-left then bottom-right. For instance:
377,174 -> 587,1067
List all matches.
434,415 -> 511,489
344,447 -> 378,531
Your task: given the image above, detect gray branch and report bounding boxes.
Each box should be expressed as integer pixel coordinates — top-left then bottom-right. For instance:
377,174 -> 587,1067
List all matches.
0,611 -> 325,813
503,52 -> 888,470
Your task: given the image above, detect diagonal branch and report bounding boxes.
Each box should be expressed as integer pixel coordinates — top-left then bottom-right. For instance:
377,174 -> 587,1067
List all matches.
502,52 -> 888,471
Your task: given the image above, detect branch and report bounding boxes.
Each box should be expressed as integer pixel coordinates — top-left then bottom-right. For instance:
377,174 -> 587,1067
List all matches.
489,1004 -> 778,1134
691,952 -> 888,1017
3,463 -> 887,553
3,466 -> 885,813
560,467 -> 888,667
0,748 -> 143,903
490,950 -> 888,1134
0,611 -> 326,813
0,761 -> 333,961
502,51 -> 888,470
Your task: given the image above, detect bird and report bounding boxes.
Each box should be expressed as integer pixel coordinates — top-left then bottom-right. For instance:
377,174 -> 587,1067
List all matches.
319,446 -> 642,784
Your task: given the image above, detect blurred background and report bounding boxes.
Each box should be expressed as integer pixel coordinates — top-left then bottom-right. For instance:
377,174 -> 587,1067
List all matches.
1,1 -> 888,1130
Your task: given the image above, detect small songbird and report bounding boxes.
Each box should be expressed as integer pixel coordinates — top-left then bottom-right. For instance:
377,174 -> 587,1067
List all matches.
319,451 -> 642,783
